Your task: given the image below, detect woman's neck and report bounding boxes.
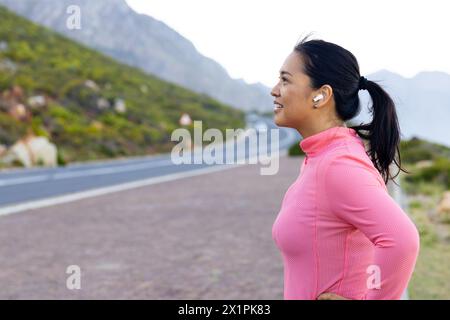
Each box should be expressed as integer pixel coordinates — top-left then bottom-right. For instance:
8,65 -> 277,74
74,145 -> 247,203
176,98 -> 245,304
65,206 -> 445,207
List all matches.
297,121 -> 346,139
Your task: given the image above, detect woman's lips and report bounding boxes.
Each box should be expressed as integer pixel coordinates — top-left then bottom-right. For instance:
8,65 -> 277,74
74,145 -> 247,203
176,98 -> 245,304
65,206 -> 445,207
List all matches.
273,102 -> 284,113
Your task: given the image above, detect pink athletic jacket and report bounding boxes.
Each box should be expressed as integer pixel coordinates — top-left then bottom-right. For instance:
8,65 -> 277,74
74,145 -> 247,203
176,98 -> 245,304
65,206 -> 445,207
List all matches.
272,126 -> 420,300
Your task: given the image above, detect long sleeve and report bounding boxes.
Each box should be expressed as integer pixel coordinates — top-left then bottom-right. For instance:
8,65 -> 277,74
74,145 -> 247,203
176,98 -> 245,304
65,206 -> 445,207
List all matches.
323,154 -> 420,300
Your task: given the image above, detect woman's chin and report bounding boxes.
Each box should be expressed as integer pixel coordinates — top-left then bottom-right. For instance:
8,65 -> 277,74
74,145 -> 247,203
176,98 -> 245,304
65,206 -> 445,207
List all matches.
274,113 -> 286,127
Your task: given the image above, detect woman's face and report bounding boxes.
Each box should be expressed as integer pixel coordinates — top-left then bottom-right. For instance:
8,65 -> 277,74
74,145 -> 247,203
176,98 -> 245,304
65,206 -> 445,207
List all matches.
271,51 -> 316,129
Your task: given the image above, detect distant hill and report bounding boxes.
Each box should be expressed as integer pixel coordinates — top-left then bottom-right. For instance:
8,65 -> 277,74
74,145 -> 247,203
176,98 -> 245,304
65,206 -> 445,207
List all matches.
0,6 -> 245,164
0,0 -> 273,112
2,0 -> 448,146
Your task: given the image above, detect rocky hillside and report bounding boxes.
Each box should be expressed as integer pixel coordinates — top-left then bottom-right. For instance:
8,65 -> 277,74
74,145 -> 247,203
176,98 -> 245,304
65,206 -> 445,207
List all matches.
0,6 -> 245,166
0,0 -> 273,112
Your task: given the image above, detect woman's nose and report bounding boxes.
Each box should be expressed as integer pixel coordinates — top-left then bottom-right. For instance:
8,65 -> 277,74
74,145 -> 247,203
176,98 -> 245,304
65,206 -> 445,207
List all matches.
271,84 -> 280,97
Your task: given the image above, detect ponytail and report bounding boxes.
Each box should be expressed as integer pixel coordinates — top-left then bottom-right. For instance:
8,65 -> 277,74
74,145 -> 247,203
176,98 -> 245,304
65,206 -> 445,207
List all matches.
350,80 -> 408,185
294,38 -> 409,185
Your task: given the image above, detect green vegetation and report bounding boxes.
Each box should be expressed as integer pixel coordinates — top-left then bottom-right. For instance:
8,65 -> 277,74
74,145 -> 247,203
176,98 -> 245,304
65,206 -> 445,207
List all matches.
288,140 -> 305,156
407,195 -> 450,299
0,6 -> 245,164
399,138 -> 450,299
400,138 -> 450,193
400,138 -> 450,163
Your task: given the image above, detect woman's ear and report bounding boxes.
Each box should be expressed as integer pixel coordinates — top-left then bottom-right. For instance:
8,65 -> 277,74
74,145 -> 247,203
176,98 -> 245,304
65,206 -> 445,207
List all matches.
312,85 -> 333,108
319,85 -> 333,104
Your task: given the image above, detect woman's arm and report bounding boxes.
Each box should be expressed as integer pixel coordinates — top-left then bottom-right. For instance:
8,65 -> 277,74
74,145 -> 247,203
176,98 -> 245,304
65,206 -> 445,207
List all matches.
322,154 -> 420,300
317,293 -> 350,300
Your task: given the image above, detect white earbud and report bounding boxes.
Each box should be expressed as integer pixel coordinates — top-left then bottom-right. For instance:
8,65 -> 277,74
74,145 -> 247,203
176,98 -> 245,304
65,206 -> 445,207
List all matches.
313,94 -> 324,103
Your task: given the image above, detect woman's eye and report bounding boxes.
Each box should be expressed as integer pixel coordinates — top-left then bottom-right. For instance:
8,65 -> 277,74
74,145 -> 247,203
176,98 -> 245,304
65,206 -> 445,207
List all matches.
279,77 -> 288,83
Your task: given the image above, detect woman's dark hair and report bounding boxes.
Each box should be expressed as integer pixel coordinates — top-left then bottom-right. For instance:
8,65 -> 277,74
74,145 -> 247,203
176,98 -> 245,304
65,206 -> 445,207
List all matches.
294,36 -> 408,185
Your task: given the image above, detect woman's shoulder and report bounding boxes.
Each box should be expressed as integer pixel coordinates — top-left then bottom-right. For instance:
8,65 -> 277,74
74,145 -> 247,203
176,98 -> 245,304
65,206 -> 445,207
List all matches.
318,141 -> 371,169
318,142 -> 385,188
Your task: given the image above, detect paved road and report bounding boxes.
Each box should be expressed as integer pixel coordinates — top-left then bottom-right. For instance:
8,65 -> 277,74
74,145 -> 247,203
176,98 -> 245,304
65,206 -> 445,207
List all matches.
0,155 -> 302,299
0,143 -> 409,299
0,117 -> 299,208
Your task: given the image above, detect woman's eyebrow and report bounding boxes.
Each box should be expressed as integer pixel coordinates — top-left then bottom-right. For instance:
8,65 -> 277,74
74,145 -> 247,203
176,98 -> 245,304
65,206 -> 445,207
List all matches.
279,70 -> 293,76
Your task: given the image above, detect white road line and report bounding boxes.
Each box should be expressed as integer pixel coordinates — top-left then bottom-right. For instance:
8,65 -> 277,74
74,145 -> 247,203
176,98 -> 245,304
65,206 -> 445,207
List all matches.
0,127 -> 290,188
0,159 -> 173,187
0,126 -> 295,215
0,175 -> 49,187
0,164 -> 238,217
0,129 -> 255,187
0,150 -> 284,217
52,159 -> 174,179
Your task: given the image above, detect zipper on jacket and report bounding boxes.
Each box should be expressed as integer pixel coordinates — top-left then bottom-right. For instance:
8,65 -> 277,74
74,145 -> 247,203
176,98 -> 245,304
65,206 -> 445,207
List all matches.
305,155 -> 308,165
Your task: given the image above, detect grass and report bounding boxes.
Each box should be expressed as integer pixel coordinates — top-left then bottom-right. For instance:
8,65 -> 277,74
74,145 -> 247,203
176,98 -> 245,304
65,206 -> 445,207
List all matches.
404,184 -> 450,299
408,241 -> 450,299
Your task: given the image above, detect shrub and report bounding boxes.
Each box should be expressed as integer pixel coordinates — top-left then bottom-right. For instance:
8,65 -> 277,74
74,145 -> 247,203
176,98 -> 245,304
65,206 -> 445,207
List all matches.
288,140 -> 305,157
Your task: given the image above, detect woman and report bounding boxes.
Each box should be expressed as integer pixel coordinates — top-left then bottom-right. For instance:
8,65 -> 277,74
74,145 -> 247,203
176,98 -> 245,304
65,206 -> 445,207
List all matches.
271,37 -> 420,300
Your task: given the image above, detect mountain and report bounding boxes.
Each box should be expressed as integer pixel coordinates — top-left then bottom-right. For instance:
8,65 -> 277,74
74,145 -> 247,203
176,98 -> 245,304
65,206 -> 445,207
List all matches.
354,69 -> 450,147
0,6 -> 244,164
2,0 -> 447,146
0,0 -> 273,112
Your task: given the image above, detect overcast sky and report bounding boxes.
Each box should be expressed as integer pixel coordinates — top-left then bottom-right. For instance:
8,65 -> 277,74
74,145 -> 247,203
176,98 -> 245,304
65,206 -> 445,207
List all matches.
126,0 -> 449,87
